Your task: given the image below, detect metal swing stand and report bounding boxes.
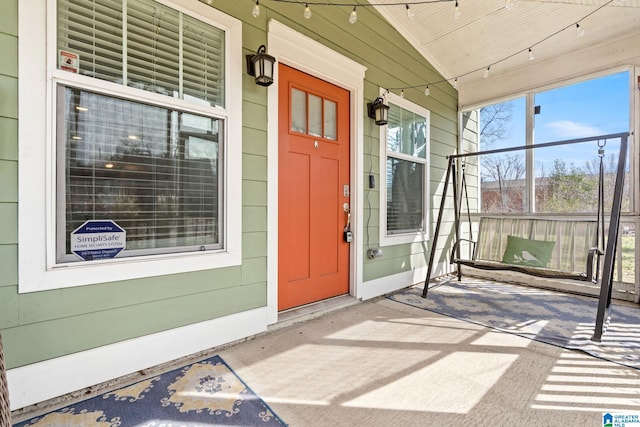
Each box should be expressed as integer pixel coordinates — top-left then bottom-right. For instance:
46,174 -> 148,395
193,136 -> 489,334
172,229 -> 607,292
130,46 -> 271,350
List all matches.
422,132 -> 629,342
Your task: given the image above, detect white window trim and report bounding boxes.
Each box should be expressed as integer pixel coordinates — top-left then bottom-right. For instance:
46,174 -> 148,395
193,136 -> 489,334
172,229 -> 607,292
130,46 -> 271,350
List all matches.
18,0 -> 243,293
379,90 -> 431,247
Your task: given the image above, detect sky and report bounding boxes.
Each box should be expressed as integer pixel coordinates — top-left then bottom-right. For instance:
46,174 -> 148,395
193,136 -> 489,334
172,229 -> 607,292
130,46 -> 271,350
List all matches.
480,71 -> 630,176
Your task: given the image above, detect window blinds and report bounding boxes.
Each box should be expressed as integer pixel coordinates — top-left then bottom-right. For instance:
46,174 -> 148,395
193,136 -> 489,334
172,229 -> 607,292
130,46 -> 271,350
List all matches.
57,0 -> 225,107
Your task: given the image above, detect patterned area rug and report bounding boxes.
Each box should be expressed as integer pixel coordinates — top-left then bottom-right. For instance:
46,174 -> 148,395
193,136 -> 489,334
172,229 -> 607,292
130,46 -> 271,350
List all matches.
14,355 -> 286,427
389,279 -> 640,370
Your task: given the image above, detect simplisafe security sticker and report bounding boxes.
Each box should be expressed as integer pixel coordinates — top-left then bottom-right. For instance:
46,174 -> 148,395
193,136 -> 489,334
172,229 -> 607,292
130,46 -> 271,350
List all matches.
71,220 -> 126,261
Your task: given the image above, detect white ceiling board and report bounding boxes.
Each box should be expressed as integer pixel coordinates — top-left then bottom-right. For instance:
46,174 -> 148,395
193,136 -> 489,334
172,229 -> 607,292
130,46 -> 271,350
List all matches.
371,0 -> 640,98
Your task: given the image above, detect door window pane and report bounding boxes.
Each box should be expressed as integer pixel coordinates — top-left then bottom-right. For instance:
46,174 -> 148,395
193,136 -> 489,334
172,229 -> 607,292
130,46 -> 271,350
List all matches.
291,88 -> 307,133
324,99 -> 336,140
308,94 -> 322,137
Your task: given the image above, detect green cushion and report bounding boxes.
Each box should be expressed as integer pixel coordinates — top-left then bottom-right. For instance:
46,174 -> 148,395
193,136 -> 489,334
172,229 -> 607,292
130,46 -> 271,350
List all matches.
501,235 -> 555,268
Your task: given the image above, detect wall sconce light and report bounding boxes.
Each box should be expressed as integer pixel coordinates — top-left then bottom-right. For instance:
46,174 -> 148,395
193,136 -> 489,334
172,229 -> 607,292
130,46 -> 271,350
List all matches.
367,97 -> 390,125
246,45 -> 276,87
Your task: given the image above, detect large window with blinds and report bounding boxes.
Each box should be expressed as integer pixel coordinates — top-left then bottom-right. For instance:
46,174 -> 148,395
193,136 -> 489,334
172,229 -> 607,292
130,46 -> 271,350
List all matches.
19,0 -> 241,291
54,0 -> 227,262
380,93 -> 430,245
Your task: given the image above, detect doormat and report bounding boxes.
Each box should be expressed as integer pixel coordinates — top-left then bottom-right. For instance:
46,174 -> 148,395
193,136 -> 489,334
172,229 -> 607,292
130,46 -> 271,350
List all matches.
388,279 -> 640,370
14,355 -> 286,426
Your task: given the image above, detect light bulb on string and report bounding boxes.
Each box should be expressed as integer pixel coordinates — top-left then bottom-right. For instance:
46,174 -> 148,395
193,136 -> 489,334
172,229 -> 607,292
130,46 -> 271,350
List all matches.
528,48 -> 535,61
453,1 -> 461,20
406,4 -> 415,19
349,6 -> 357,24
400,89 -> 405,98
483,66 -> 490,79
505,0 -> 515,10
452,79 -> 458,89
304,4 -> 312,19
424,86 -> 430,96
252,0 -> 260,18
576,23 -> 585,37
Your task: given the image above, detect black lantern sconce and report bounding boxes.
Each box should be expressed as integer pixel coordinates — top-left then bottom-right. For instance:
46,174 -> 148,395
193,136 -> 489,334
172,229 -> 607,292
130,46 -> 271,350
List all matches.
246,45 -> 276,87
367,96 -> 390,125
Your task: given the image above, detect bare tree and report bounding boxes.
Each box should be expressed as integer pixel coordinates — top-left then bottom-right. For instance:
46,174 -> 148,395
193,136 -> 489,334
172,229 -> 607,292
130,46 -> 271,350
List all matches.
480,154 -> 525,212
478,101 -> 522,212
479,102 -> 514,148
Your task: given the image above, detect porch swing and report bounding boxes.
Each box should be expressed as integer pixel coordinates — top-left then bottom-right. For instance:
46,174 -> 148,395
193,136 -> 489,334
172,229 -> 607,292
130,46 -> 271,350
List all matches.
450,141 -> 608,283
422,132 -> 629,341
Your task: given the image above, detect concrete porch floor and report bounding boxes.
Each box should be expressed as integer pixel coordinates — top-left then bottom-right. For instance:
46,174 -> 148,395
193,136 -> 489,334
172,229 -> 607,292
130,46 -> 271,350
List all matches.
221,296 -> 640,426
11,292 -> 640,426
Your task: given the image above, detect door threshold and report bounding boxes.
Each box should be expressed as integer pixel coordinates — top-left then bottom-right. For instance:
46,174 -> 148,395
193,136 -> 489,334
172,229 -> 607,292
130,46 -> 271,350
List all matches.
271,295 -> 360,332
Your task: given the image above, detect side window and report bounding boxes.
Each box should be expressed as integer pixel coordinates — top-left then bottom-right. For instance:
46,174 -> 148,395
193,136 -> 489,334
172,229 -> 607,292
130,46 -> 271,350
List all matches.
380,92 -> 430,245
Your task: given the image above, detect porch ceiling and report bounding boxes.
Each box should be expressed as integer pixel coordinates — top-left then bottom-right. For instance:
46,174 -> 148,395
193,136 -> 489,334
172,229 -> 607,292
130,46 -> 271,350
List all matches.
372,0 -> 640,97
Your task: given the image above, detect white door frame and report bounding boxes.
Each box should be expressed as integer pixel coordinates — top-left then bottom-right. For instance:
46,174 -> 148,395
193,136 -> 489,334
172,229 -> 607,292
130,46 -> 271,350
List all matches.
266,20 -> 367,324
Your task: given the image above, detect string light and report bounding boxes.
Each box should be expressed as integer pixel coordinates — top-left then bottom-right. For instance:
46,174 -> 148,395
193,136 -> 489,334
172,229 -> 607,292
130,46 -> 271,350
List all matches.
304,3 -> 312,19
452,79 -> 458,89
453,1 -> 461,19
528,48 -> 535,61
483,66 -> 490,79
424,86 -> 430,96
505,0 -> 515,10
400,89 -> 405,98
406,4 -> 415,19
576,23 -> 585,37
349,6 -> 358,24
252,0 -> 260,17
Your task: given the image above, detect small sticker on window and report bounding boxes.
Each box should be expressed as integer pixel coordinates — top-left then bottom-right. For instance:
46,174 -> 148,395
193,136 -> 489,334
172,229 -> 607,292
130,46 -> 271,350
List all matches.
59,50 -> 79,73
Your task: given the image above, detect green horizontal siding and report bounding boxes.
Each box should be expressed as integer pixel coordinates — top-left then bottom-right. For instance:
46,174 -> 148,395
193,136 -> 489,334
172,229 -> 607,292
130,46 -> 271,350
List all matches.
0,244 -> 17,287
243,153 -> 268,182
243,180 -> 268,207
243,127 -> 267,157
0,285 -> 19,329
243,231 -> 267,259
0,117 -> 17,160
3,282 -> 266,368
17,267 -> 242,325
0,32 -> 17,77
0,75 -> 17,118
0,160 -> 17,202
0,0 -> 17,37
0,203 -> 17,244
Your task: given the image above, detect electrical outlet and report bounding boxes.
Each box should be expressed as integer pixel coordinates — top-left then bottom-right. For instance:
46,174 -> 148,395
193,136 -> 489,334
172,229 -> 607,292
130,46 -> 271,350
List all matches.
367,248 -> 384,259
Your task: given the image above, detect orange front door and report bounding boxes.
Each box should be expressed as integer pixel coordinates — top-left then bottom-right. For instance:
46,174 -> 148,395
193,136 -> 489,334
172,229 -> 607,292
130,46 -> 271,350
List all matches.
278,65 -> 351,311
